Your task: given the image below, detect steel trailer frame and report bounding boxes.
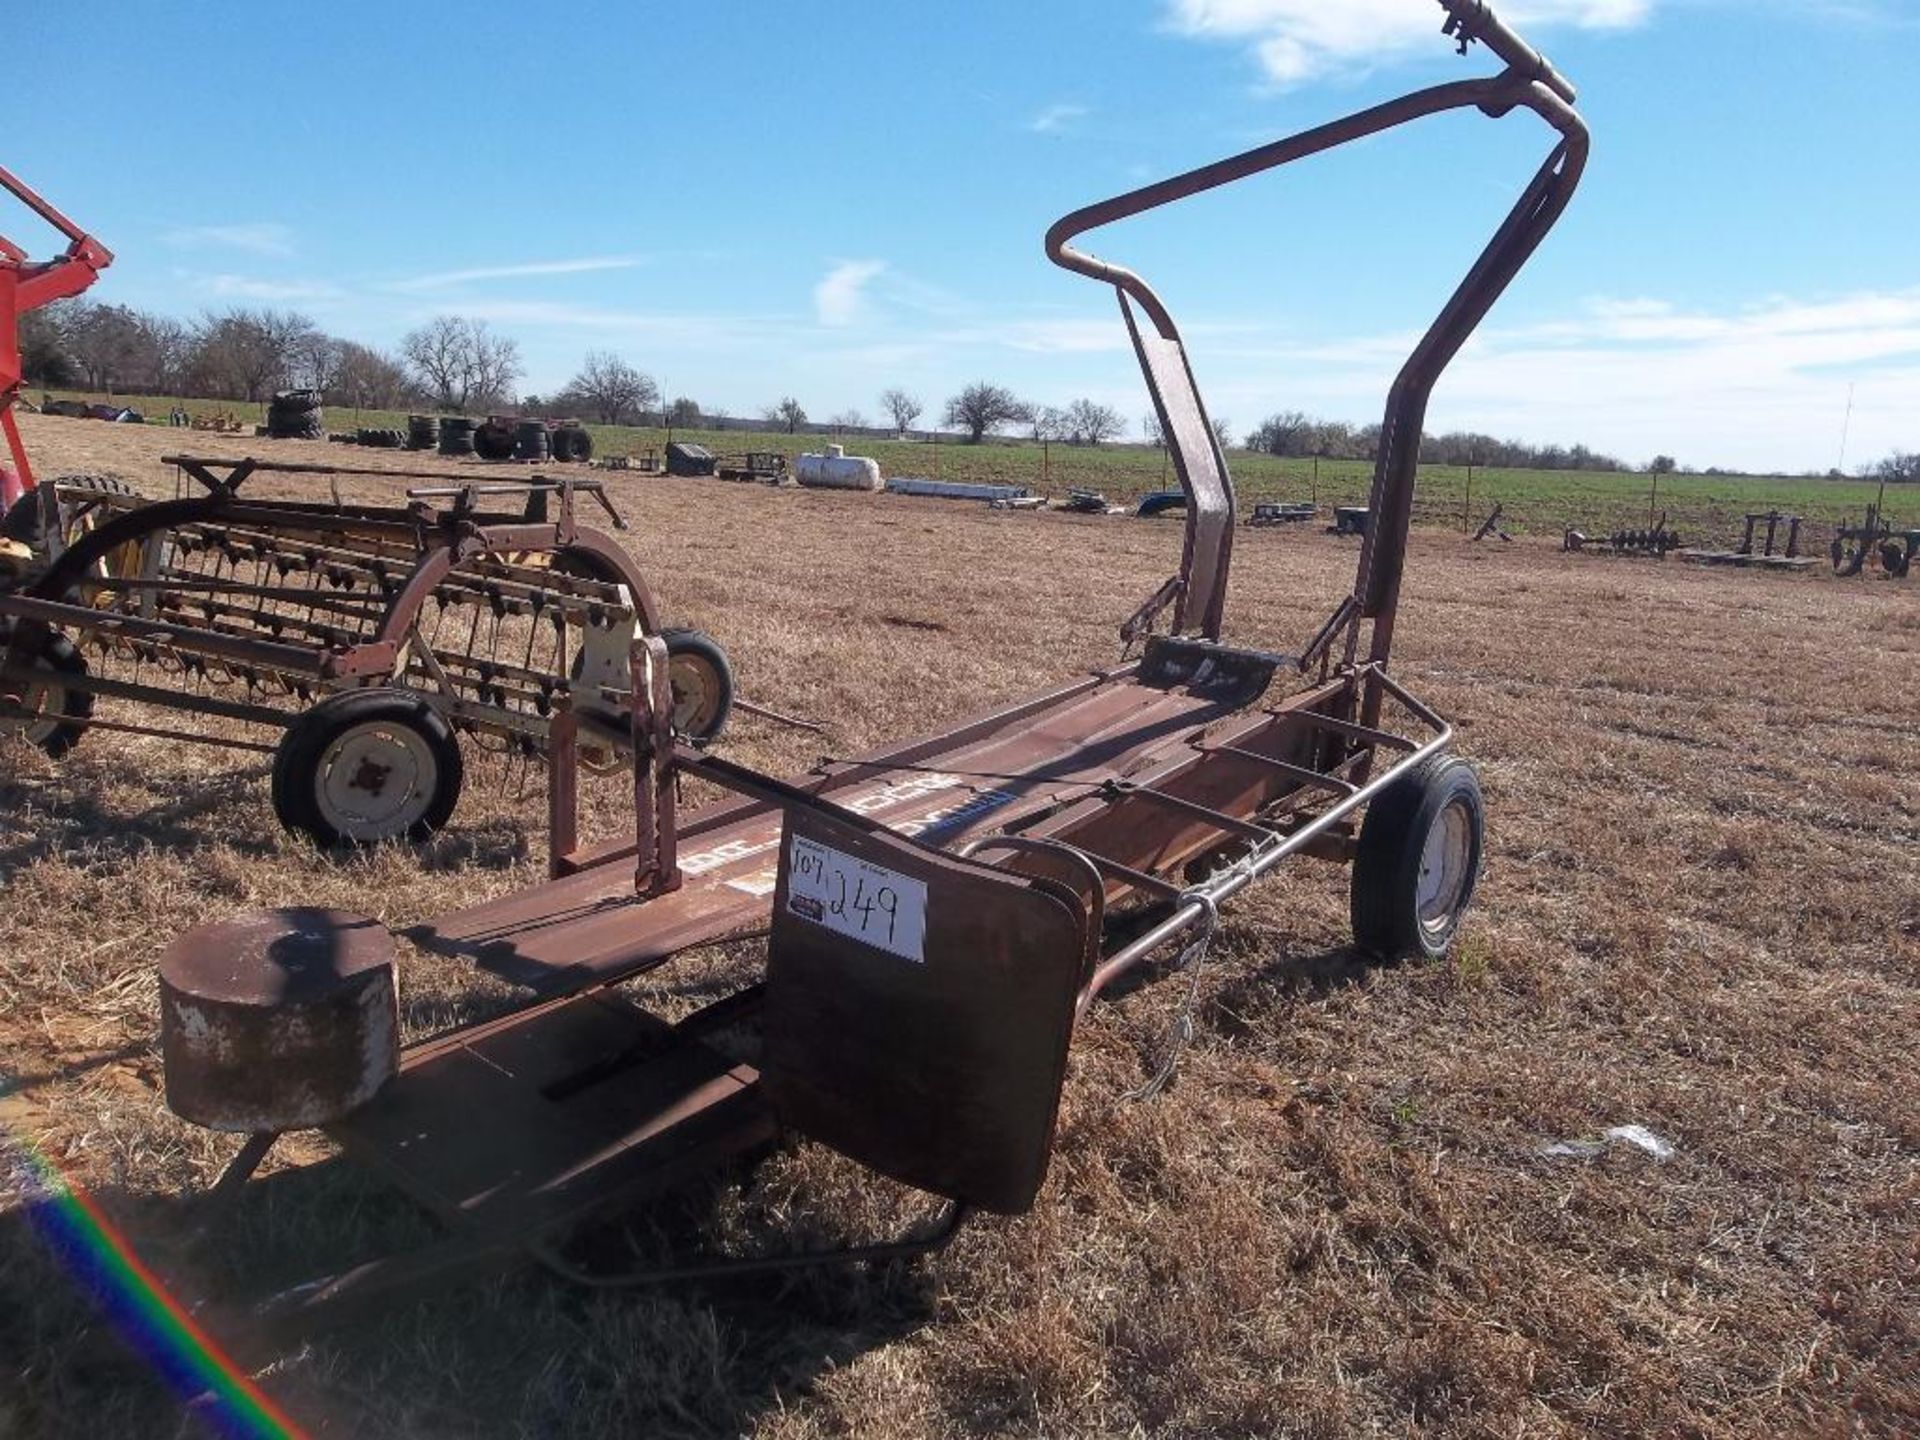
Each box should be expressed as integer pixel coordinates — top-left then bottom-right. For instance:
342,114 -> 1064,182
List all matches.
166,0 -> 1589,1341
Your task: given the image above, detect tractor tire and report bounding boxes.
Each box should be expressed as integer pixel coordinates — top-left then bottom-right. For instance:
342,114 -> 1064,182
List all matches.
513,420 -> 551,462
473,421 -> 516,461
663,627 -> 733,743
0,624 -> 94,759
1,472 -> 140,555
271,687 -> 464,847
1350,754 -> 1484,962
438,417 -> 477,457
549,426 -> 591,464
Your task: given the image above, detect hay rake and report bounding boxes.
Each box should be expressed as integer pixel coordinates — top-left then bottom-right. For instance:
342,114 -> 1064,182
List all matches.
0,457 -> 733,844
144,0 -> 1587,1344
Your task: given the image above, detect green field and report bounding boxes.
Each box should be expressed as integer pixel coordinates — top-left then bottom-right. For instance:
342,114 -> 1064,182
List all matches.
37,390 -> 1902,545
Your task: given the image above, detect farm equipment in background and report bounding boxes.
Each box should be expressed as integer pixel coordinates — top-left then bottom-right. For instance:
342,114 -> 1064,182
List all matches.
0,457 -> 735,844
1564,514 -> 1683,556
0,162 -> 114,509
142,0 -> 1590,1343
1831,503 -> 1916,579
1247,501 -> 1317,527
1678,510 -> 1816,572
717,450 -> 787,483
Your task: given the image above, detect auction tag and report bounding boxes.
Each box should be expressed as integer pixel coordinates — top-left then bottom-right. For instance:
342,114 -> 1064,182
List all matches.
786,835 -> 927,963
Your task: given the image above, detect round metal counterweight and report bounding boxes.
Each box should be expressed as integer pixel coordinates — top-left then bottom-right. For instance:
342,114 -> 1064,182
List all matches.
158,908 -> 398,1133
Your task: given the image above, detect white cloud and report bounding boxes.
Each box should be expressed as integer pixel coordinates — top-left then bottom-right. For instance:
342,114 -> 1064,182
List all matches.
391,256 -> 646,291
161,222 -> 294,257
814,259 -> 887,327
1167,0 -> 1651,85
197,272 -> 341,303
1028,102 -> 1089,133
1194,287 -> 1920,471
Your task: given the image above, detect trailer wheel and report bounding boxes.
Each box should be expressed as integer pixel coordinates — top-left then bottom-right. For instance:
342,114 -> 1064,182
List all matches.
664,628 -> 733,743
272,688 -> 463,847
0,627 -> 93,758
1350,755 -> 1483,961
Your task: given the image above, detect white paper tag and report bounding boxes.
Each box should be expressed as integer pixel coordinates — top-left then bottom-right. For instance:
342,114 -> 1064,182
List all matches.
786,835 -> 928,963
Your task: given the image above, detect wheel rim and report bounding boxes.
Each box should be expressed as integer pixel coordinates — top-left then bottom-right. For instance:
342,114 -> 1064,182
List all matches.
0,666 -> 65,747
1416,798 -> 1474,936
314,720 -> 438,841
669,655 -> 721,735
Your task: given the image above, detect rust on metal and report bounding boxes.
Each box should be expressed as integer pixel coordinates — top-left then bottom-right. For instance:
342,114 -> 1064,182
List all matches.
158,907 -> 397,1133
147,0 -> 1588,1335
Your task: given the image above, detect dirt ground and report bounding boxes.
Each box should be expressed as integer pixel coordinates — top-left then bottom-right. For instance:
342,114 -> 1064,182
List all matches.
1,412 -> 1915,1439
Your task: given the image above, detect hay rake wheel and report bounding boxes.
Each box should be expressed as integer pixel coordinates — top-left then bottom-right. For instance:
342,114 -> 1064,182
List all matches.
0,457 -> 734,844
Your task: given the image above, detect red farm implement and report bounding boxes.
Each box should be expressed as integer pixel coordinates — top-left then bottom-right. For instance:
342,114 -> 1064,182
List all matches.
0,163 -> 113,508
151,0 -> 1589,1341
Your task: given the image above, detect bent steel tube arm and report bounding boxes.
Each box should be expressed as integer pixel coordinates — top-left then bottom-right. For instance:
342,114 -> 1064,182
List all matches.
1044,0 -> 1587,654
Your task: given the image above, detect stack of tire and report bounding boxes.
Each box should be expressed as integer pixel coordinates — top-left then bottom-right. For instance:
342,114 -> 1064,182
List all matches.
513,419 -> 550,462
406,415 -> 439,451
356,428 -> 404,449
549,424 -> 593,463
266,389 -> 324,440
438,417 -> 477,457
473,417 -> 517,461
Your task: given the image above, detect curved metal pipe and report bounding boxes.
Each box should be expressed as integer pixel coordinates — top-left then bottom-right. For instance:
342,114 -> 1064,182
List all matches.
1043,5 -> 1588,657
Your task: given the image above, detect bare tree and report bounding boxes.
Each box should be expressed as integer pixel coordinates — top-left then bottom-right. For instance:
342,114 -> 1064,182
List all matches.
1029,406 -> 1068,443
879,387 -> 922,436
1065,398 -> 1123,446
18,300 -> 77,386
189,307 -> 317,401
401,316 -> 472,411
466,323 -> 522,412
1246,409 -> 1314,457
1210,416 -> 1233,452
1872,450 -> 1920,484
333,342 -> 414,409
667,396 -> 702,426
400,316 -> 522,413
66,304 -> 148,393
943,381 -> 1024,443
1142,412 -> 1165,448
764,397 -> 807,433
557,351 -> 657,424
829,408 -> 867,431
297,333 -> 345,394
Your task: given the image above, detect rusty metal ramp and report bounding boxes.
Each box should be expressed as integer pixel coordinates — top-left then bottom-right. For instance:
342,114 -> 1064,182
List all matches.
409,644 -> 1284,996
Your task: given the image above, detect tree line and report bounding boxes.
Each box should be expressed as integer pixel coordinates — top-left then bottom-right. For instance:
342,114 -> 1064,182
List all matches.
19,300 -> 1911,478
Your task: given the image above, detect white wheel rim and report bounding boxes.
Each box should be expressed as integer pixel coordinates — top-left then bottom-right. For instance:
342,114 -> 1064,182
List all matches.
1416,798 -> 1474,936
315,720 -> 438,841
1,665 -> 66,747
669,656 -> 719,734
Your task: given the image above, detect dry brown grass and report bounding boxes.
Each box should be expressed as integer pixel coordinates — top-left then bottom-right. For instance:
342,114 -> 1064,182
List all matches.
2,412 -> 1916,1438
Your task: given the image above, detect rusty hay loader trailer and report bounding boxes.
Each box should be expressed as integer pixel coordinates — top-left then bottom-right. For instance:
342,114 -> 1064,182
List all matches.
148,0 -> 1587,1342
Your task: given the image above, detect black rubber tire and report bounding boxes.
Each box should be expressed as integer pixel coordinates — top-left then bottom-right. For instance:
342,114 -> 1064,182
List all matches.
272,389 -> 321,412
513,421 -> 551,462
1350,754 -> 1484,962
267,411 -> 325,440
1,471 -> 140,554
438,418 -> 477,458
473,421 -> 516,461
552,427 -> 593,463
271,687 -> 464,847
663,628 -> 733,743
0,625 -> 94,759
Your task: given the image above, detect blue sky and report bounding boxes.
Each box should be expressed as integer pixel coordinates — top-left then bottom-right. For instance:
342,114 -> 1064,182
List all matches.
11,0 -> 1918,471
